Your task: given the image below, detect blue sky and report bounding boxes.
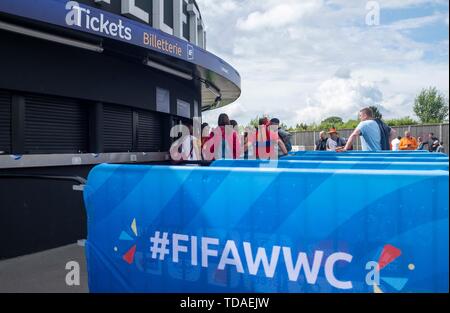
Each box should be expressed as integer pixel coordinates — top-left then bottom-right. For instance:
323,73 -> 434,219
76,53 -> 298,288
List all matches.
197,0 -> 449,127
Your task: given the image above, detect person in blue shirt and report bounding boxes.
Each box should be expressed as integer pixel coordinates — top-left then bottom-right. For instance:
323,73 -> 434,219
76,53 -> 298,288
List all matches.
342,107 -> 396,151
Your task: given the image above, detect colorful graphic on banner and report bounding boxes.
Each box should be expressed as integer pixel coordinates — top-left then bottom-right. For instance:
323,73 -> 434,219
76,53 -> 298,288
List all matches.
83,164 -> 449,293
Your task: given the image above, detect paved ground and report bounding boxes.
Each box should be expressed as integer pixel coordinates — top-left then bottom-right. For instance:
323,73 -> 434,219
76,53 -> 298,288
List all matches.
0,243 -> 88,293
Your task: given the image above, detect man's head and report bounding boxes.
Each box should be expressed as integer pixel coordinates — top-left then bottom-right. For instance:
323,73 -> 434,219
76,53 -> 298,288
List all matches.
359,107 -> 374,121
328,128 -> 339,140
201,123 -> 210,136
429,133 -> 435,139
319,131 -> 326,139
418,136 -> 422,142
218,113 -> 230,127
259,117 -> 270,126
270,118 -> 280,126
405,131 -> 412,139
397,136 -> 402,140
230,120 -> 238,128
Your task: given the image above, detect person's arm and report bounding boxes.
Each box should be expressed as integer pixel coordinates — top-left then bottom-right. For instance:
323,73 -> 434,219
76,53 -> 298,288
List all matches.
326,139 -> 332,151
342,129 -> 361,151
399,139 -> 408,150
411,138 -> 418,150
276,138 -> 288,156
233,132 -> 242,159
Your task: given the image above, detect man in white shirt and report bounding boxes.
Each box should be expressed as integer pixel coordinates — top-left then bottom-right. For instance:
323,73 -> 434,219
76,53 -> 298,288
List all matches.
326,128 -> 346,151
391,136 -> 402,151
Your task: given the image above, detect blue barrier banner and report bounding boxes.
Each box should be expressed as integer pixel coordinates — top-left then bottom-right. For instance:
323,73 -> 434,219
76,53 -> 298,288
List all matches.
282,156 -> 448,163
290,152 -> 447,158
212,160 -> 449,171
83,164 -> 448,293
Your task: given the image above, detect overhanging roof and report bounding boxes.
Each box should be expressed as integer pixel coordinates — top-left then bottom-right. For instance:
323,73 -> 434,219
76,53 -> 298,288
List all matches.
0,0 -> 241,111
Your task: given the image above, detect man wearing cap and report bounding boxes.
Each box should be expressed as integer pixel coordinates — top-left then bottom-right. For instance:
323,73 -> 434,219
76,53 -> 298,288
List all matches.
326,128 -> 346,151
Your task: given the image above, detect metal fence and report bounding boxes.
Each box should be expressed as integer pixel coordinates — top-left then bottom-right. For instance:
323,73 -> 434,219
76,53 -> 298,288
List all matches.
291,123 -> 449,152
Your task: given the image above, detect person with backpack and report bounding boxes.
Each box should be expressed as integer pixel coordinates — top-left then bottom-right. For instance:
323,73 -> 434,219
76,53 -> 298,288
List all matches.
342,107 -> 396,152
254,117 -> 288,159
270,118 -> 292,156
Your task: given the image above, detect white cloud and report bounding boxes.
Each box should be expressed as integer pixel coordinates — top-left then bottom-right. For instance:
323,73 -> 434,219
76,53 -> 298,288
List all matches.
294,77 -> 384,123
236,1 -> 323,31
197,0 -> 449,127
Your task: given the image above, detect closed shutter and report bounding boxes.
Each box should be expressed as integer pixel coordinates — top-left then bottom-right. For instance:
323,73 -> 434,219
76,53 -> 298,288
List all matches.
0,91 -> 12,154
24,95 -> 88,154
137,110 -> 162,152
104,104 -> 133,152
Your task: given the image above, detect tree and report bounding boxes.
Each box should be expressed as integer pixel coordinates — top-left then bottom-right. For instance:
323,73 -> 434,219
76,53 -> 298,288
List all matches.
386,117 -> 418,127
413,87 -> 449,123
321,116 -> 344,125
369,106 -> 383,119
248,116 -> 261,128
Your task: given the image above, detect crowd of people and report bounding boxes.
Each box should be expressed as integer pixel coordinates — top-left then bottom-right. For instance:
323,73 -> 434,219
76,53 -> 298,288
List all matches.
391,132 -> 445,153
314,107 -> 446,153
175,107 -> 446,162
175,114 -> 293,162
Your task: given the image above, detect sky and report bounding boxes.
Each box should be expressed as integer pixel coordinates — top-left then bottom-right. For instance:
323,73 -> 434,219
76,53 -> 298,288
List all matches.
196,0 -> 449,127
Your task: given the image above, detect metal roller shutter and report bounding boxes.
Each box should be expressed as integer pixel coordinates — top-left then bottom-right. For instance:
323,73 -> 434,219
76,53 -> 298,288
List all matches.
137,110 -> 162,152
24,95 -> 88,154
0,91 -> 12,154
103,104 -> 133,152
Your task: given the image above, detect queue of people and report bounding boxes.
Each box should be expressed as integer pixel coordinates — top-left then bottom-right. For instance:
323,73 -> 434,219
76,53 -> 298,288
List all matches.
178,106 -> 445,162
177,114 -> 293,162
314,107 -> 446,154
391,131 -> 444,152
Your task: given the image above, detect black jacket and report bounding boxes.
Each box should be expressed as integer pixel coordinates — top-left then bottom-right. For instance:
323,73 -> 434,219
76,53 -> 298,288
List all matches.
315,138 -> 327,151
374,119 -> 392,151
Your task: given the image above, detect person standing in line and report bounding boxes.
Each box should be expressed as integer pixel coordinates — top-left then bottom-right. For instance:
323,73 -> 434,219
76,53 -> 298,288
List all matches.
315,131 -> 328,151
326,128 -> 346,152
429,133 -> 440,152
270,118 -> 292,156
342,107 -> 396,152
206,113 -> 241,160
399,131 -> 418,151
417,137 -> 427,150
436,141 -> 446,154
181,123 -> 201,161
391,136 -> 402,151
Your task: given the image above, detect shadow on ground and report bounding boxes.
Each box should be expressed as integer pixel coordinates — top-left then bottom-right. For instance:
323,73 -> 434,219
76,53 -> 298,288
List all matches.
0,244 -> 88,293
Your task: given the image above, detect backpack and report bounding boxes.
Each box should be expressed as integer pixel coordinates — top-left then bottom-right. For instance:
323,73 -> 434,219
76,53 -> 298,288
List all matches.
279,129 -> 293,152
374,119 -> 392,151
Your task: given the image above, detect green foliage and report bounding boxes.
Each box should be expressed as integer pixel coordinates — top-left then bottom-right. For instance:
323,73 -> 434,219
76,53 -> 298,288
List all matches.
248,116 -> 261,128
321,116 -> 344,125
413,87 -> 449,123
385,117 -> 418,127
